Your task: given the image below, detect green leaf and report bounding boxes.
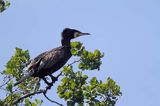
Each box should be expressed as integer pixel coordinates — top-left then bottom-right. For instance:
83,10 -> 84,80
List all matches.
71,49 -> 77,55
70,80 -> 76,89
82,75 -> 88,80
71,42 -> 82,48
90,77 -> 98,85
35,99 -> 41,104
88,52 -> 93,58
62,77 -> 69,82
64,92 -> 72,99
6,80 -> 13,92
5,1 -> 10,7
31,103 -> 36,106
94,49 -> 101,57
78,63 -> 84,69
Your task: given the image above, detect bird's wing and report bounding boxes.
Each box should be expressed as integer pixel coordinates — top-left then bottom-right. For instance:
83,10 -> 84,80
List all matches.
27,51 -> 49,71
38,47 -> 65,70
14,47 -> 64,86
27,47 -> 65,72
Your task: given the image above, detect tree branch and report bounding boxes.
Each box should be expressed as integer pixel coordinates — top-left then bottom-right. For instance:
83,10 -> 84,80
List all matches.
43,93 -> 63,106
68,59 -> 80,66
0,76 -> 11,88
13,89 -> 46,104
13,72 -> 63,105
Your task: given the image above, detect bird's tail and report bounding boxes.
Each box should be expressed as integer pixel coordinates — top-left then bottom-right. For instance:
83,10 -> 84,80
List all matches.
14,71 -> 34,86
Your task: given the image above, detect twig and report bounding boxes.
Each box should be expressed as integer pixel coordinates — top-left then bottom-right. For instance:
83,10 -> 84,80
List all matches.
43,93 -> 63,106
0,76 -> 11,88
68,59 -> 80,66
57,72 -> 62,78
42,72 -> 63,106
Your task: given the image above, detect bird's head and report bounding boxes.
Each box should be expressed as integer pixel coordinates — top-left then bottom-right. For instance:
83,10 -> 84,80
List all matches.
62,28 -> 90,40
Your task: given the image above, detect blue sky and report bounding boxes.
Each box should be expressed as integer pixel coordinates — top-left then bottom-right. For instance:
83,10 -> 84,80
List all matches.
0,0 -> 160,106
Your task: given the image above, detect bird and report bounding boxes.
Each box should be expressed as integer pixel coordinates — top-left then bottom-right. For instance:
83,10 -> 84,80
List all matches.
14,28 -> 90,86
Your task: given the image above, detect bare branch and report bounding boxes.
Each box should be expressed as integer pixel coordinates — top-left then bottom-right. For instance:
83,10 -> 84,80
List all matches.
57,72 -> 62,78
68,59 -> 80,66
43,93 -> 63,106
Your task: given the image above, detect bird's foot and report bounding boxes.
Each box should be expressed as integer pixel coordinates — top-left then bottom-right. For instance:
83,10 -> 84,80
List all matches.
49,75 -> 58,83
43,78 -> 52,86
43,75 -> 59,90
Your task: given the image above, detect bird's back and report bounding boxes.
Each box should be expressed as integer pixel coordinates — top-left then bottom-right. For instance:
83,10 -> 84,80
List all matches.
28,46 -> 72,78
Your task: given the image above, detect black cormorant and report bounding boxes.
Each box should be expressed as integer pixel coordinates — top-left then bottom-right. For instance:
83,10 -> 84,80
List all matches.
14,28 -> 90,86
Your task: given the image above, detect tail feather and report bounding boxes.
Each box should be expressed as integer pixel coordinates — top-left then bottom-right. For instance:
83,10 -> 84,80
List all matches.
14,71 -> 34,86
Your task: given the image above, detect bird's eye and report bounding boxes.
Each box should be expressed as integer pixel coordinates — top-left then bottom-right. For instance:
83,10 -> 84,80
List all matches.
74,32 -> 80,38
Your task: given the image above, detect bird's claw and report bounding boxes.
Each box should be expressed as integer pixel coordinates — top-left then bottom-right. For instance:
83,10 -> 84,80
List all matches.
49,75 -> 58,83
43,75 -> 58,90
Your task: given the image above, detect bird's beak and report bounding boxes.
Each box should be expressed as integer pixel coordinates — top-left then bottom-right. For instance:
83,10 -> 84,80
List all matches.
74,32 -> 90,38
80,32 -> 90,36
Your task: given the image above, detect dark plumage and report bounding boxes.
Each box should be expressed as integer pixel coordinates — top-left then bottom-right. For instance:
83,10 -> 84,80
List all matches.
14,28 -> 90,86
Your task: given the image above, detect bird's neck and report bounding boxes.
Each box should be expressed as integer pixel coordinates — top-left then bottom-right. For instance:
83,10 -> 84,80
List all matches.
61,38 -> 71,48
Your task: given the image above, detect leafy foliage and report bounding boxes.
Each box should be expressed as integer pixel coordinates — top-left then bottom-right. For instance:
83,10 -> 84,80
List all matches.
0,48 -> 42,106
0,42 -> 122,106
71,42 -> 104,70
0,0 -> 10,12
57,42 -> 121,106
